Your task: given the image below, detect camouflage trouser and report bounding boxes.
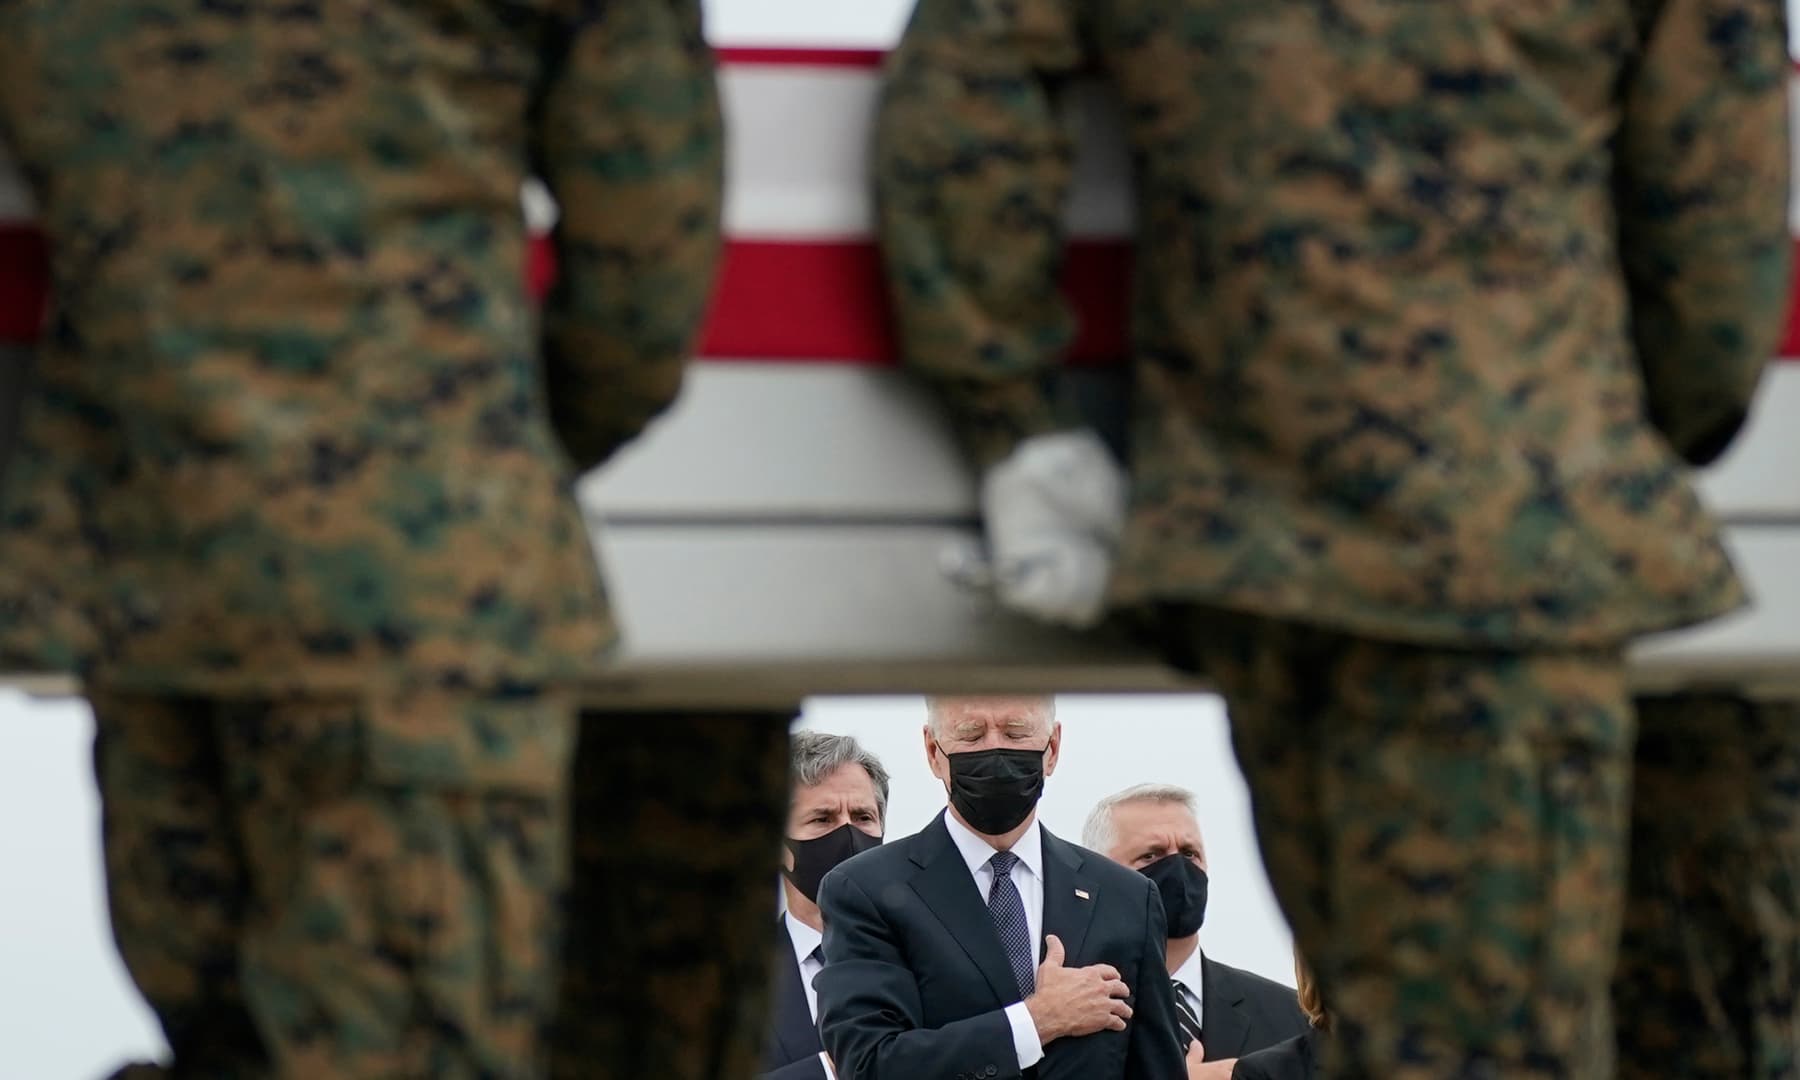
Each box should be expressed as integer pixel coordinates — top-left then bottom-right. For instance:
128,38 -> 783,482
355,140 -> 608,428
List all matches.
1182,609 -> 1800,1078
1615,694 -> 1800,1079
550,710 -> 791,1080
0,342 -> 27,480
89,686 -> 575,1080
1187,609 -> 1636,1079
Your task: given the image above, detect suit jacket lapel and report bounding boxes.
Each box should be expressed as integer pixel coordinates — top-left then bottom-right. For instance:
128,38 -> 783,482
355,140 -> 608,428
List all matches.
1199,954 -> 1251,1058
771,925 -> 823,1061
1039,829 -> 1099,965
908,812 -> 1023,1004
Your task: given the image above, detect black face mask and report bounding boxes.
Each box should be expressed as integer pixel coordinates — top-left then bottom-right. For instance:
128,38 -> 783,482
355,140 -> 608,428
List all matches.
943,747 -> 1047,836
784,822 -> 883,904
1142,854 -> 1209,939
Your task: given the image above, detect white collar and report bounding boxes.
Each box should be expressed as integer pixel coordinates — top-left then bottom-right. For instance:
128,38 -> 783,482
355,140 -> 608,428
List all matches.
784,910 -> 824,966
1171,941 -> 1206,997
943,807 -> 1045,882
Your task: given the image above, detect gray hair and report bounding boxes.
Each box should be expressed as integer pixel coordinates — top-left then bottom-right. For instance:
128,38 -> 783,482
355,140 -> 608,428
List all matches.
924,695 -> 1056,738
791,731 -> 892,823
1082,783 -> 1198,853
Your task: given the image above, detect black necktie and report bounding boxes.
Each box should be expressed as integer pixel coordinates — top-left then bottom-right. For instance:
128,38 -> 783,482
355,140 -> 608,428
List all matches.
1173,979 -> 1203,1051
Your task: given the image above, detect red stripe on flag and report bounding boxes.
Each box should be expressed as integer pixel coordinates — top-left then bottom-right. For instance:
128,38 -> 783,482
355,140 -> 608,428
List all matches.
0,224 -> 50,345
716,47 -> 886,69
700,239 -> 893,361
4,224 -> 1797,363
717,46 -> 1800,72
1782,237 -> 1800,356
556,236 -> 1132,366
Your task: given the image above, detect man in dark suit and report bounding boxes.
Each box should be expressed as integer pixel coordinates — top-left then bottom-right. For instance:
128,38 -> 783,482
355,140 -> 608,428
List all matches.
816,696 -> 1186,1079
1085,785 -> 1308,1078
764,731 -> 892,1080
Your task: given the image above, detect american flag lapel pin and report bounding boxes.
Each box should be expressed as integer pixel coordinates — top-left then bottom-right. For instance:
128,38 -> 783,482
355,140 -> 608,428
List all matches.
1075,889 -> 1091,900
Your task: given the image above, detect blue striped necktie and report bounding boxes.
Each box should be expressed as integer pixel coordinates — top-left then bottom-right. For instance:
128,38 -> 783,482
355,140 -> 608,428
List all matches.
987,850 -> 1035,997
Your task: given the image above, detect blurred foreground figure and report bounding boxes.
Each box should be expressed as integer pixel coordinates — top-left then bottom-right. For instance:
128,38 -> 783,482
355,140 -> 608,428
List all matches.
875,0 -> 1795,1074
0,0 -> 724,1074
551,708 -> 792,1080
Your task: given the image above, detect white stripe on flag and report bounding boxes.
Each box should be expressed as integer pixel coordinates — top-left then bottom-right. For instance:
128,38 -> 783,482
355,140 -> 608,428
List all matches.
1790,77 -> 1800,234
721,66 -> 1136,239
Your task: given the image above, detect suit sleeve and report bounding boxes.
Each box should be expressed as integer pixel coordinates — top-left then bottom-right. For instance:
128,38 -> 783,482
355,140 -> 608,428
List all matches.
1615,0 -> 1790,466
530,0 -> 724,473
1124,880 -> 1187,1079
1229,1060 -> 1272,1080
815,869 -> 1024,1080
874,0 -> 1090,470
760,1055 -> 829,1080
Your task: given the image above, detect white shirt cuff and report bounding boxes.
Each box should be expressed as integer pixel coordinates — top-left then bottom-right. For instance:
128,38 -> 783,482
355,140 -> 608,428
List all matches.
818,1051 -> 837,1080
1004,1001 -> 1045,1069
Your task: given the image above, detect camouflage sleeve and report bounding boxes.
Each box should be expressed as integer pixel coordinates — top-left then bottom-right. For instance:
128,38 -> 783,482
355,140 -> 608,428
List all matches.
1616,0 -> 1792,467
532,0 -> 724,474
874,0 -> 1090,471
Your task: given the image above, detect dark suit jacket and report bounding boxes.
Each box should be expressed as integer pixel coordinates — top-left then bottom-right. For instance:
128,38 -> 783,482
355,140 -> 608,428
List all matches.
1230,1028 -> 1323,1080
1197,955 -> 1310,1060
815,812 -> 1186,1080
761,927 -> 828,1080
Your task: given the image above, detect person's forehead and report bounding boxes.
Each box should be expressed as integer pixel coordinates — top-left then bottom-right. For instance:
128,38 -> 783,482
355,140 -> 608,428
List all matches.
794,761 -> 879,806
1112,799 -> 1202,840
941,699 -> 1048,729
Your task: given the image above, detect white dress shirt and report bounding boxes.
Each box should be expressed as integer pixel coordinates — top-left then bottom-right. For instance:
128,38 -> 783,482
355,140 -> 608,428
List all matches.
943,810 -> 1048,1070
783,911 -> 837,1079
1170,943 -> 1207,1028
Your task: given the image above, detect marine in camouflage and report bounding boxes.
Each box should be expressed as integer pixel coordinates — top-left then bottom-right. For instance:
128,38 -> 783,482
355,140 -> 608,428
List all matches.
877,0 -> 1793,1074
875,0 -> 1788,648
0,0 -> 726,1074
0,0 -> 722,693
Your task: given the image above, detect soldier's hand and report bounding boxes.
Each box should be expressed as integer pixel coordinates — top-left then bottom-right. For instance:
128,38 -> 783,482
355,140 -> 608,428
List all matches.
1186,1038 -> 1236,1079
981,430 -> 1126,628
1025,934 -> 1133,1043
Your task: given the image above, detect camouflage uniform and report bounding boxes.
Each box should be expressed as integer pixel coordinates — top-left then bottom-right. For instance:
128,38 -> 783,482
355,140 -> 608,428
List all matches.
90,687 -> 575,1079
875,0 -> 1792,1074
552,709 -> 793,1080
0,0 -> 723,1074
1615,694 -> 1800,1079
0,343 -> 29,486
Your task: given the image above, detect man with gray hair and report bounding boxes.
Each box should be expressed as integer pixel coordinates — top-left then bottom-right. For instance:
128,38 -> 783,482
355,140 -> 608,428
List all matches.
816,696 -> 1186,1079
764,731 -> 892,1080
1087,785 -> 1307,1078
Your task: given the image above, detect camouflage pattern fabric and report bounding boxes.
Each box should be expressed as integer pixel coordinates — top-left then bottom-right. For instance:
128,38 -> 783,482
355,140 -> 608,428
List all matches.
1615,694 -> 1800,1079
875,0 -> 1790,650
552,711 -> 792,1080
90,687 -> 576,1079
0,0 -> 723,693
1179,607 -> 1635,1079
0,344 -> 96,673
0,344 -> 25,481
